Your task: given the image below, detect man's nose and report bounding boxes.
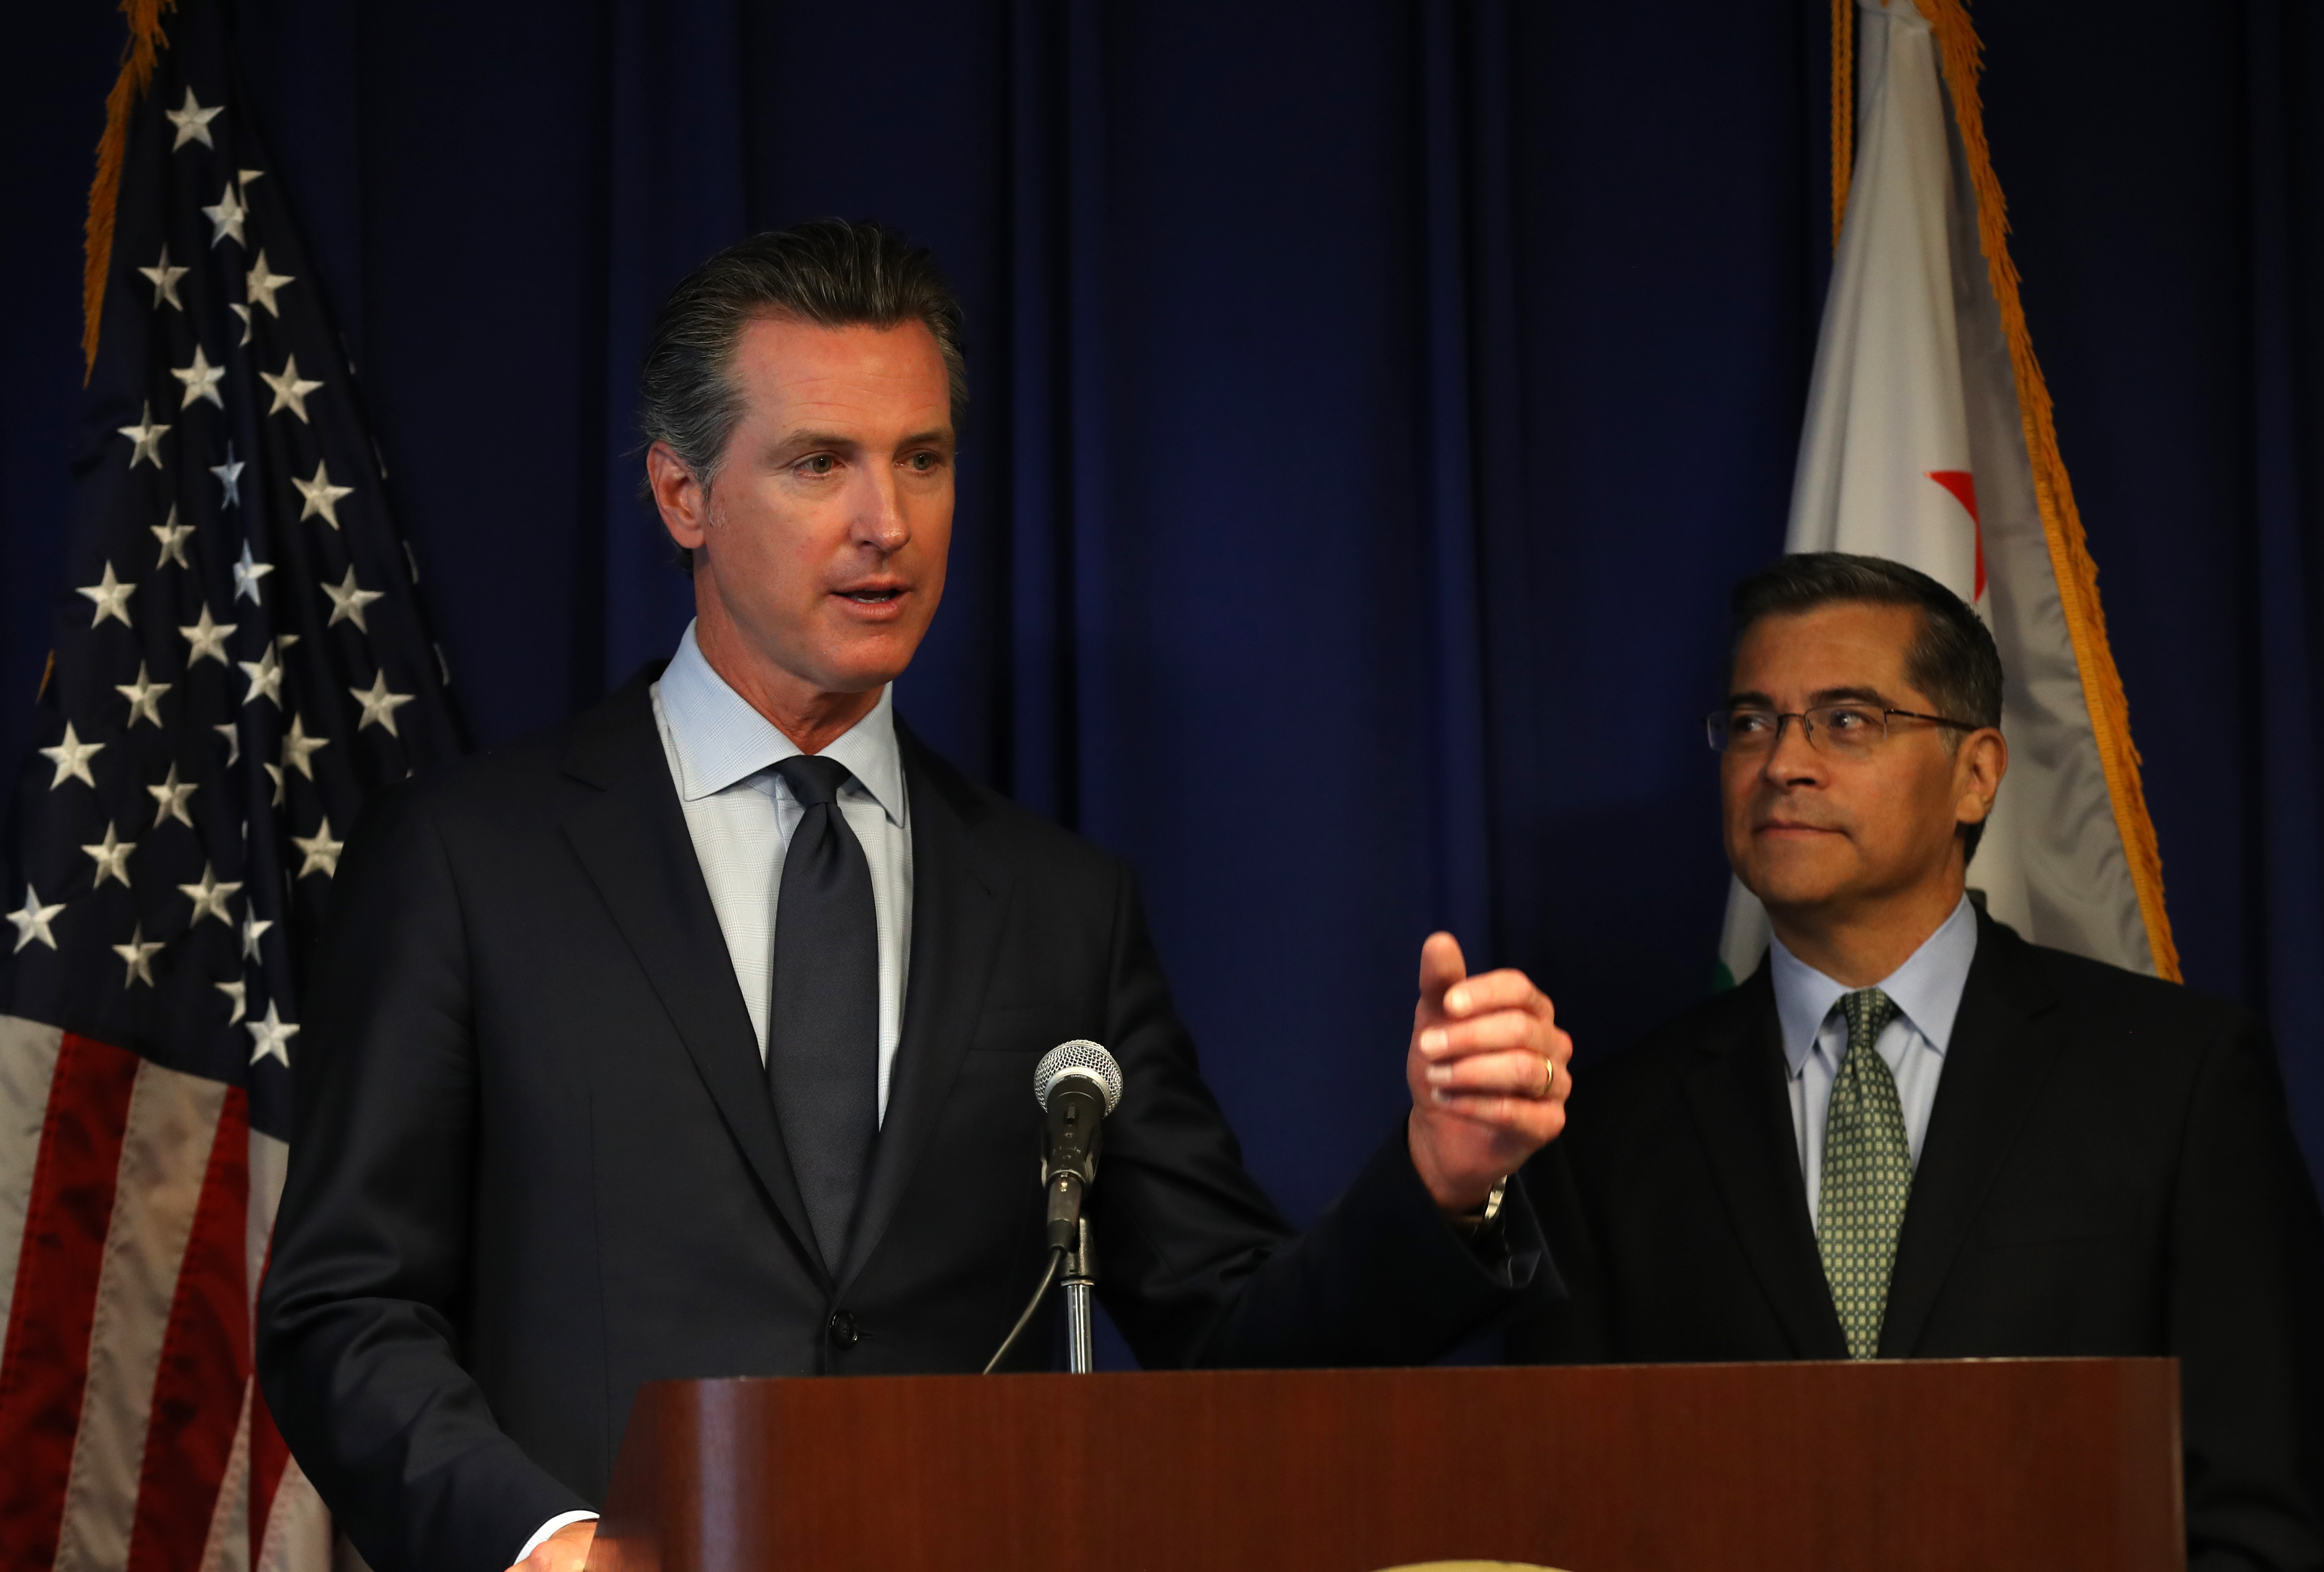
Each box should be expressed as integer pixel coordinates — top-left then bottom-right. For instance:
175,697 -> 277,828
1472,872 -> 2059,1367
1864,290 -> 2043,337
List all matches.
1760,714 -> 1825,785
849,464 -> 911,555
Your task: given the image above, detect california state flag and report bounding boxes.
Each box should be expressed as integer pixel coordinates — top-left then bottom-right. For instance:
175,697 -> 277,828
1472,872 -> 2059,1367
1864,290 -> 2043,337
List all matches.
1718,0 -> 2178,983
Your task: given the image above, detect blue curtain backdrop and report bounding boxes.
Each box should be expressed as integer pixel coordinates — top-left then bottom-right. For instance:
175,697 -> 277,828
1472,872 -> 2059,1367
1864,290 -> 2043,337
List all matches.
6,0 -> 2320,1286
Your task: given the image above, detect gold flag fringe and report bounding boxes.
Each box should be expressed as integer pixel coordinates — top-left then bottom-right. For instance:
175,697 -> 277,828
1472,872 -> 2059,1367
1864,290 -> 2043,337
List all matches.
83,0 -> 177,383
1831,0 -> 1855,250
1834,0 -> 2180,979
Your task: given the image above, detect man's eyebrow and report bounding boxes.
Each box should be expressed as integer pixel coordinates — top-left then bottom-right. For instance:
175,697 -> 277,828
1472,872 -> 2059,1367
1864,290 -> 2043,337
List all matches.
771,428 -> 955,456
1808,685 -> 1892,707
771,428 -> 865,455
1724,690 -> 1776,709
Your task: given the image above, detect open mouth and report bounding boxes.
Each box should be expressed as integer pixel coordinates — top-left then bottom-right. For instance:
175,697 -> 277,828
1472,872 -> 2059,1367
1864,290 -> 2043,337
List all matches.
839,588 -> 902,604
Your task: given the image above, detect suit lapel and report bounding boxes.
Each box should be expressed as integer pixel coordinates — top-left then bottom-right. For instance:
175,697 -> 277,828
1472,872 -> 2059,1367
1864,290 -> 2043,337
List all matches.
1878,915 -> 2063,1356
1680,973 -> 1850,1359
557,672 -> 824,1281
836,723 -> 1011,1293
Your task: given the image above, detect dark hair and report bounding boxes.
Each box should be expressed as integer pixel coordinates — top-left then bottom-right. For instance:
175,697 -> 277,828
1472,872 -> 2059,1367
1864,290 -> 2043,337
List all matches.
638,218 -> 969,502
1728,551 -> 2004,860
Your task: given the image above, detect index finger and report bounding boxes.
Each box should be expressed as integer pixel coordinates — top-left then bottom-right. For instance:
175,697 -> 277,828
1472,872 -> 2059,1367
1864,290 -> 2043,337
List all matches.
1442,967 -> 1553,1022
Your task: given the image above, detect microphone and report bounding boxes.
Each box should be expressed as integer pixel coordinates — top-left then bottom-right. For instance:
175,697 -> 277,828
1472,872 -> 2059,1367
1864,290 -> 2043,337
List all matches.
985,1040 -> 1126,1373
1035,1040 -> 1123,1253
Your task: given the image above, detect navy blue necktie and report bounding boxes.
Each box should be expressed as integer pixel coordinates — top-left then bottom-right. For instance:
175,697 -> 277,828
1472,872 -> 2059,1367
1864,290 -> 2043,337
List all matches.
768,755 -> 880,1272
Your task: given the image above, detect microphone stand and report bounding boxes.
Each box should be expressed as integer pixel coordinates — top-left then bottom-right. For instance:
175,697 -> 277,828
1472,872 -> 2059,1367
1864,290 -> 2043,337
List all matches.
1061,1216 -> 1097,1374
991,1045 -> 1122,1376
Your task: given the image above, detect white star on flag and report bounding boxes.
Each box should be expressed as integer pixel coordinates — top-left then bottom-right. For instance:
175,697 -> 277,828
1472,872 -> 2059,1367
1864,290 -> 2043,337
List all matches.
239,641 -> 287,708
148,762 -> 198,828
118,402 -> 170,469
202,181 -> 247,247
153,507 -> 194,568
113,924 -> 165,988
166,87 -> 223,150
350,671 -> 416,736
39,722 -> 104,789
294,461 -> 355,529
8,887 -> 66,953
210,444 -> 246,508
115,663 -> 171,727
81,824 -> 136,888
245,251 -> 294,316
3,28 -> 457,1553
292,817 -> 344,879
261,354 -> 322,422
178,863 -> 244,927
172,343 -> 226,409
78,563 -> 137,628
179,603 -> 237,666
232,540 -> 275,604
323,566 -> 384,632
247,1001 -> 300,1067
281,714 -> 330,778
139,245 -> 190,310
240,907 -> 273,962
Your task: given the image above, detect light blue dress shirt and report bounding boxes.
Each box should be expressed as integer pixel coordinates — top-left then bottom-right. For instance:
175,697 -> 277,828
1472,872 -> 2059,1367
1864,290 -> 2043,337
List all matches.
647,621 -> 914,1115
1770,894 -> 1978,1231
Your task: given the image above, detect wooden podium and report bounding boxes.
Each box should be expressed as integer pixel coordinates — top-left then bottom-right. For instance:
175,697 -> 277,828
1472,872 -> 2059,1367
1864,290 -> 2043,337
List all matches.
591,1359 -> 2180,1572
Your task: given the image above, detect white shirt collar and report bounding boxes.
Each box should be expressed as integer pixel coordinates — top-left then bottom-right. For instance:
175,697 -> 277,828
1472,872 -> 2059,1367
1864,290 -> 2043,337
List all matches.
656,620 -> 906,826
1768,894 -> 1979,1075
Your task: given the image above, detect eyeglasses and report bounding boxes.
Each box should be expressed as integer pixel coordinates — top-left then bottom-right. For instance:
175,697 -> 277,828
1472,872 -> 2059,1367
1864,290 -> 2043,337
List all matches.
1705,703 -> 1981,758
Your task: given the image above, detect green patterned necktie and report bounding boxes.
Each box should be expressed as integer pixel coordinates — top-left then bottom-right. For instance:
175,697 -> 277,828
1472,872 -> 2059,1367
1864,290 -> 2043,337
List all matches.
1817,987 -> 1911,1360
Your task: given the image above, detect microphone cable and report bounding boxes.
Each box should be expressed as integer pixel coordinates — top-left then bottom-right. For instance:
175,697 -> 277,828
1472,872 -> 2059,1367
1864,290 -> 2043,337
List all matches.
981,1245 -> 1066,1374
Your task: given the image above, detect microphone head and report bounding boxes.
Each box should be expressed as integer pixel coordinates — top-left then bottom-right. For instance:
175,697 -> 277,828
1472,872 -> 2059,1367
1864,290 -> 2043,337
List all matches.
1034,1040 -> 1123,1115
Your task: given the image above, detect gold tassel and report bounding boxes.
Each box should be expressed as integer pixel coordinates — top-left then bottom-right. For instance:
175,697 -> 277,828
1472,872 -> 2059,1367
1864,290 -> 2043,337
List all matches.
1832,0 -> 1855,249
1909,0 -> 2182,979
83,0 -> 177,383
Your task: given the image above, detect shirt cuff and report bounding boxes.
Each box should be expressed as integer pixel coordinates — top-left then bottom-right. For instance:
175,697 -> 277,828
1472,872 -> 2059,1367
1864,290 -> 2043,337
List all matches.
516,1510 -> 600,1564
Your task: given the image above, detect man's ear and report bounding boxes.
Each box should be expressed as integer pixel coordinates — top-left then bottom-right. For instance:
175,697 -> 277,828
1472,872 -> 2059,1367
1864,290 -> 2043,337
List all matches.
1953,726 -> 2009,830
646,441 -> 708,554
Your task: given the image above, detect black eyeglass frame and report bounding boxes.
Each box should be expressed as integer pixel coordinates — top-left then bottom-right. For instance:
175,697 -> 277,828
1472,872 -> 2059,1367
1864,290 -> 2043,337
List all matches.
1704,703 -> 1986,755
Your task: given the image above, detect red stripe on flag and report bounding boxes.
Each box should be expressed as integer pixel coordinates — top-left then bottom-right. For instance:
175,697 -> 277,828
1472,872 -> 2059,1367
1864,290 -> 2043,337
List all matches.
126,1087 -> 252,1572
0,1033 -> 142,1567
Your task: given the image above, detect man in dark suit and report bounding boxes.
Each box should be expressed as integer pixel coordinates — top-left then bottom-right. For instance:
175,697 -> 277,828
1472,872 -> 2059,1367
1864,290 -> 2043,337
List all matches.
257,221 -> 1576,1572
1513,552 -> 2324,1571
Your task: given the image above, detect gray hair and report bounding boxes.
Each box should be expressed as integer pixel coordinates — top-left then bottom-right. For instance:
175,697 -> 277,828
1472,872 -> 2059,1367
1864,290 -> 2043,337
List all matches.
638,218 -> 969,496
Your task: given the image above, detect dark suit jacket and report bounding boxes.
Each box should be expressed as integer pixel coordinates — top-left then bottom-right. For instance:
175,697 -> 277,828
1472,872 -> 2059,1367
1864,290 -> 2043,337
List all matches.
1511,911 -> 2324,1572
257,671 -> 1545,1572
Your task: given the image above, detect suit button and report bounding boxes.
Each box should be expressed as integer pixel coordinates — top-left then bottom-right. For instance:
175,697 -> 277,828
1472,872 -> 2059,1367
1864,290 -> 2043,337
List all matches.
828,1310 -> 859,1348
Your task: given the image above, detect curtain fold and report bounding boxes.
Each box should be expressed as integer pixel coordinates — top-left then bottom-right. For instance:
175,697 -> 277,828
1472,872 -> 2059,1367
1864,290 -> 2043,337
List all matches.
2247,0 -> 2324,1170
4,0 -> 2317,1240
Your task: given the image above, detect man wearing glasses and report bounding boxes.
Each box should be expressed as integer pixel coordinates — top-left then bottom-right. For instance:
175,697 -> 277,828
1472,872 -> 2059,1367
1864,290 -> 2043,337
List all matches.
1515,552 -> 2324,1570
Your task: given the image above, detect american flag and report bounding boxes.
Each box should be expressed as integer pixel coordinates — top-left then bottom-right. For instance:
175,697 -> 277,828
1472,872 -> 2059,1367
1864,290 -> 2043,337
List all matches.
0,2 -> 459,1566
